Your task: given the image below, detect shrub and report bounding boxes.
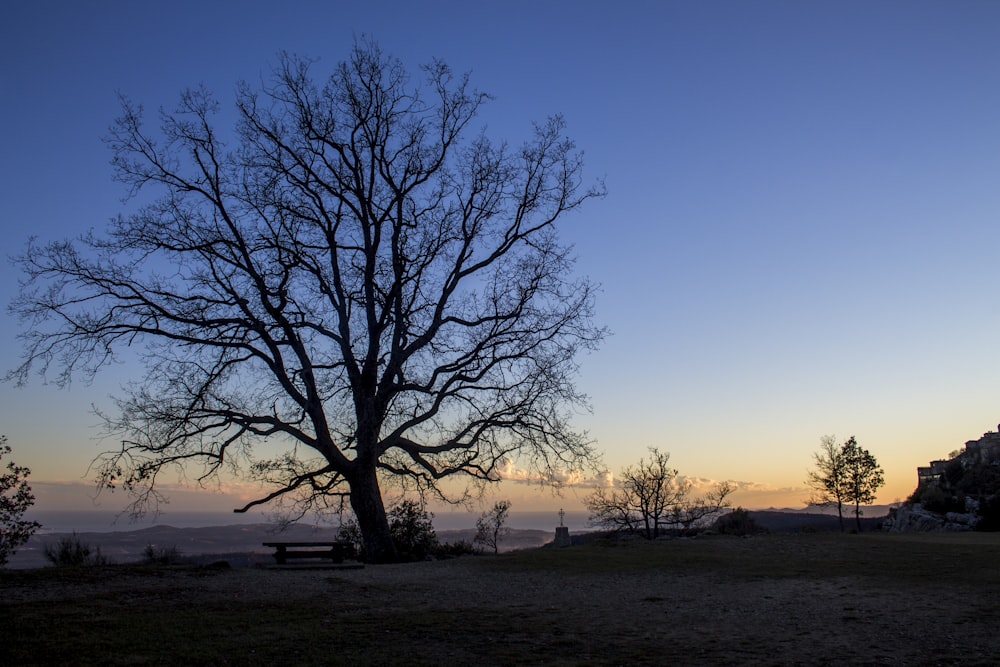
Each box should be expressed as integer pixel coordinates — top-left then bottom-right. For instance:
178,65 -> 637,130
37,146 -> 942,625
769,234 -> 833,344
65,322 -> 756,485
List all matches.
388,500 -> 438,562
976,493 -> 1000,531
142,544 -> 181,565
43,533 -> 110,567
433,540 -> 479,558
712,507 -> 764,536
944,458 -> 965,487
0,437 -> 41,566
336,518 -> 363,556
338,501 -> 440,561
918,485 -> 965,514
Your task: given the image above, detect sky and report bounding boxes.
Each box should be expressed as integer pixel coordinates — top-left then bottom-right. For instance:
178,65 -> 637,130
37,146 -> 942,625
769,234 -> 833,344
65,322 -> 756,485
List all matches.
2,1 -> 1000,528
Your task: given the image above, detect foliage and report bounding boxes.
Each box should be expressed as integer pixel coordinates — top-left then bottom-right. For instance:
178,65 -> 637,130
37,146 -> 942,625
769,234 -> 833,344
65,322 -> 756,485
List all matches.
475,499 -> 512,554
345,503 -> 472,559
336,518 -> 363,555
807,435 -> 884,532
977,493 -> 1000,531
907,447 -> 1000,530
842,437 -> 885,531
387,500 -> 438,562
432,539 -> 479,558
10,38 -> 605,564
909,483 -> 964,514
712,507 -> 765,536
142,544 -> 181,565
43,533 -> 110,567
0,437 -> 41,566
585,448 -> 734,539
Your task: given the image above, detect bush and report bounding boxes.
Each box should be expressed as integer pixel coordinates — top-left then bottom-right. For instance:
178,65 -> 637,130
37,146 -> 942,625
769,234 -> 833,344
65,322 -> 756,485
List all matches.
142,544 -> 181,565
433,540 -> 479,558
712,507 -> 765,536
338,501 -> 440,561
43,533 -> 110,567
0,437 -> 41,566
918,485 -> 965,514
336,518 -> 363,556
976,493 -> 1000,531
388,500 -> 438,562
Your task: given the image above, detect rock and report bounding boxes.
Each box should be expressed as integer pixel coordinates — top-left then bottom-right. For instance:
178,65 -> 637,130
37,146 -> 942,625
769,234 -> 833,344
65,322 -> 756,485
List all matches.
944,511 -> 979,528
885,503 -> 976,532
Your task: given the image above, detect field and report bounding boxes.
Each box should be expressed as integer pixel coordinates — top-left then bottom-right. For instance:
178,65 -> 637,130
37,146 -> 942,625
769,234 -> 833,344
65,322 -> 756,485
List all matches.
3,532 -> 1000,665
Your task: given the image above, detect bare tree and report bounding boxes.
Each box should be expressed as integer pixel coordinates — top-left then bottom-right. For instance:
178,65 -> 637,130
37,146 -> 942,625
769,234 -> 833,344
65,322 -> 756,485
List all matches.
585,448 -> 733,539
475,499 -> 511,554
1,436 -> 41,567
8,40 -> 606,563
806,435 -> 849,531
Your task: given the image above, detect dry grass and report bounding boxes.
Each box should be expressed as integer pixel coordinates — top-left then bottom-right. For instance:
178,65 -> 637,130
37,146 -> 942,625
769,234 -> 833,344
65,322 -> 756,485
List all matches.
3,532 -> 1000,665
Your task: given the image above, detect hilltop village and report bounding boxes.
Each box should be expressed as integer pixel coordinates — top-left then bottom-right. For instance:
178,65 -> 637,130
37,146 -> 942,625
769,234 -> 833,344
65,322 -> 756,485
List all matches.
886,429 -> 1000,531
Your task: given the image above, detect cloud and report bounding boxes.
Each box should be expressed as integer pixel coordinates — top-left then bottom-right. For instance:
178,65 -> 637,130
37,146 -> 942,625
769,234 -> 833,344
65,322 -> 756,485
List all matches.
491,464 -> 811,502
495,459 -> 612,489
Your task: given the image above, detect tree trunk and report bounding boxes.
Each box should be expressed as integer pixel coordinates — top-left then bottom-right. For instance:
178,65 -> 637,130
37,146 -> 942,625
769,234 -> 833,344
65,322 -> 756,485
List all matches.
836,499 -> 845,532
349,467 -> 398,563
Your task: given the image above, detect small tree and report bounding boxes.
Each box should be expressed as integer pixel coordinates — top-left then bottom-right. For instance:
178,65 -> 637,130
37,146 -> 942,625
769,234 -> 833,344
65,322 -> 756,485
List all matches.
806,435 -> 849,531
475,499 -> 512,554
1,436 -> 41,567
807,435 -> 884,532
585,448 -> 733,539
842,437 -> 884,532
712,507 -> 764,536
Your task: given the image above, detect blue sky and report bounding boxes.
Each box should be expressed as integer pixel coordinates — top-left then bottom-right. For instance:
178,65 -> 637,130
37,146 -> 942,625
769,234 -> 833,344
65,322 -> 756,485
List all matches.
3,1 -> 1000,523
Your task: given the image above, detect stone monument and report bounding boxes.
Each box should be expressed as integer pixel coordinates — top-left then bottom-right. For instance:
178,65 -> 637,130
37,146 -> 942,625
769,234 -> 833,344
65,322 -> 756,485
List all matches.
553,508 -> 571,547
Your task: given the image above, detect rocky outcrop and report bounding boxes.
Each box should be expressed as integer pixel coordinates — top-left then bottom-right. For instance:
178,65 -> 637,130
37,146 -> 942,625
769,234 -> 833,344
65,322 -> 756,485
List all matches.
883,501 -> 979,532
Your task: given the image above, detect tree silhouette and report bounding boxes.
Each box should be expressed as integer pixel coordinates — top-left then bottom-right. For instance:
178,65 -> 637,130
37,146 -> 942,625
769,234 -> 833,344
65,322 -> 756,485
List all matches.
807,435 -> 883,532
806,435 -> 849,531
1,436 -> 41,566
585,448 -> 733,539
842,437 -> 884,531
9,40 -> 605,562
475,499 -> 511,554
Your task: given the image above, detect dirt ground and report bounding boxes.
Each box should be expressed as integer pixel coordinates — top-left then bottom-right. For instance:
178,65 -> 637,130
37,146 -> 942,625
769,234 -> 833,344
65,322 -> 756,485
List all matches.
4,532 -> 1000,665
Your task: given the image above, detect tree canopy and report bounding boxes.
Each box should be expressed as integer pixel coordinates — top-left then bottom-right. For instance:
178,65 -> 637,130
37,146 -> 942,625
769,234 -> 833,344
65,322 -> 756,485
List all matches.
9,40 -> 606,562
806,435 -> 884,531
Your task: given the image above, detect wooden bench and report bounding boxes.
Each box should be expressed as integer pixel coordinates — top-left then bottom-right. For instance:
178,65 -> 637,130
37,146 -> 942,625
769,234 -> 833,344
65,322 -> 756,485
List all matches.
262,541 -> 355,565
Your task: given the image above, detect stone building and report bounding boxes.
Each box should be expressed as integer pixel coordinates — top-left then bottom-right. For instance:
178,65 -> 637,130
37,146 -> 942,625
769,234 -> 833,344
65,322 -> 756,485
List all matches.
916,427 -> 1000,486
